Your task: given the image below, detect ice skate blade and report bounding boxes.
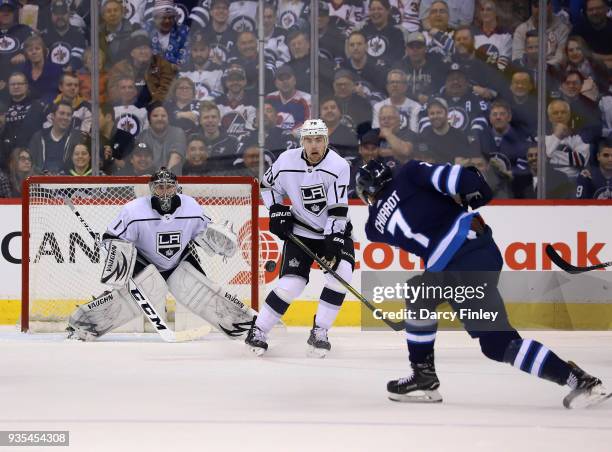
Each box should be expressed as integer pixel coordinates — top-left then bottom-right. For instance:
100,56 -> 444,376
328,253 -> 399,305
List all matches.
388,389 -> 443,403
246,344 -> 266,357
307,345 -> 328,358
564,386 -> 612,409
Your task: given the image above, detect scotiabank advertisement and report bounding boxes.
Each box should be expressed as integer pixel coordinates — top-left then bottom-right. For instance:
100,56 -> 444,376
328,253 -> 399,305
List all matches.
0,201 -> 610,302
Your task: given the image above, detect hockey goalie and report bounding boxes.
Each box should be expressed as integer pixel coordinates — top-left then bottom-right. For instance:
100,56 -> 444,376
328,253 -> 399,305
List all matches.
66,168 -> 257,341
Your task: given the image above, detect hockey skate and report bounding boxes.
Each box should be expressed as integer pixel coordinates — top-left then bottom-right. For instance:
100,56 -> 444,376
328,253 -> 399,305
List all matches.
245,322 -> 268,357
563,361 -> 611,409
387,353 -> 442,403
307,316 -> 331,358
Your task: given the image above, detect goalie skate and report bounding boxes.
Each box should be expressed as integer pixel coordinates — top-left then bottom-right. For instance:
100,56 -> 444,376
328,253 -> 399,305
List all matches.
387,353 -> 442,403
563,361 -> 611,409
306,316 -> 331,358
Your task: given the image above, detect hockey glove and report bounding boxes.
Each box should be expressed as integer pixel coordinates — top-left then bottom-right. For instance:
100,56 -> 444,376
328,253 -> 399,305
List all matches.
322,232 -> 345,271
269,204 -> 294,240
460,166 -> 493,210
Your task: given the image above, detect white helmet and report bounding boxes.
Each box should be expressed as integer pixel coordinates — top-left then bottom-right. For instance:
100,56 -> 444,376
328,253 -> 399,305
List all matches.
300,119 -> 329,147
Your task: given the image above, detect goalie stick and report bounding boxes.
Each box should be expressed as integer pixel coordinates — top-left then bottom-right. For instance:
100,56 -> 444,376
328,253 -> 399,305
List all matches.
545,244 -> 612,274
64,197 -> 211,342
287,233 -> 404,332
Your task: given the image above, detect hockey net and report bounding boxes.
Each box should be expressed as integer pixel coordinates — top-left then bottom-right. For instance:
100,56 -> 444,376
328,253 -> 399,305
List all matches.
22,176 -> 260,333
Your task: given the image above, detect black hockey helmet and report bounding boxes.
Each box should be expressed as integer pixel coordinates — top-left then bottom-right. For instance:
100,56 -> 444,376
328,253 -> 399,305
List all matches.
355,160 -> 392,205
149,167 -> 180,213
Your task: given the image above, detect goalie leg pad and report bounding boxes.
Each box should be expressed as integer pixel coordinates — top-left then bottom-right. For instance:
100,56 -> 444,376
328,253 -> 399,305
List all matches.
68,265 -> 168,340
167,261 -> 256,339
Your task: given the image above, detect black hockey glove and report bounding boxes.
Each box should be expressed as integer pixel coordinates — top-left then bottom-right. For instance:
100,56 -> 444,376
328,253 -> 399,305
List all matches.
269,204 -> 293,240
461,166 -> 493,210
323,232 -> 345,271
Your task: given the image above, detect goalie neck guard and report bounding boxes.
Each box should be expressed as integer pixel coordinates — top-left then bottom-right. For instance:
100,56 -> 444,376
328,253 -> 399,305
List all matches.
149,167 -> 181,214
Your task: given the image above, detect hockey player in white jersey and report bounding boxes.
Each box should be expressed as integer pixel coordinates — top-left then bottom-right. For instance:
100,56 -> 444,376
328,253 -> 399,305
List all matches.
245,119 -> 355,357
66,168 -> 256,341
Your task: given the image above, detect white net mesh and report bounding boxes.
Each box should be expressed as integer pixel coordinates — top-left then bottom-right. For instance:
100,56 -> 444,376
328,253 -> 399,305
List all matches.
24,178 -> 258,332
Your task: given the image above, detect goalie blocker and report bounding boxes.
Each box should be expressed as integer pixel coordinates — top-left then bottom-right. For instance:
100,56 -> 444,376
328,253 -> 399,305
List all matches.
67,168 -> 256,341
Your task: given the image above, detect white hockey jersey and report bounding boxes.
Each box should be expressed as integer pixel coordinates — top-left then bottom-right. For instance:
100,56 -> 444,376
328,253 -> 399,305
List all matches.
106,194 -> 210,271
178,68 -> 223,101
261,147 -> 350,239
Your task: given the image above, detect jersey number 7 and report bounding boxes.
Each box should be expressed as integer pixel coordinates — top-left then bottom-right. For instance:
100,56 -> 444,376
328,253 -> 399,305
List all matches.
387,210 -> 430,248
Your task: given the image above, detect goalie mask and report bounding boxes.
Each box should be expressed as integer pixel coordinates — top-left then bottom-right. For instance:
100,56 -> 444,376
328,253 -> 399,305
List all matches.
150,167 -> 181,214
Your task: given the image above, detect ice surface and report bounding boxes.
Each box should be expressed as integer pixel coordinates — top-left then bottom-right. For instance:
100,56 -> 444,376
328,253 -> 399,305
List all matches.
0,326 -> 610,452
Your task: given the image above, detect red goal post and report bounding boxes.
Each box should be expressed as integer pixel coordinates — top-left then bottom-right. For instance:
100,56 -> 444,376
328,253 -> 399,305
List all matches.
21,176 -> 260,333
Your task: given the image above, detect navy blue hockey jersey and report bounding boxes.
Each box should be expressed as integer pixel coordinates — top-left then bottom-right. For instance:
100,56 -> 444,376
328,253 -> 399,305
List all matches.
365,160 -> 483,271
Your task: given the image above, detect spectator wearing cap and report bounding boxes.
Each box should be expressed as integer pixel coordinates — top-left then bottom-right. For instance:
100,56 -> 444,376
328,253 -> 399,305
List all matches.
262,2 -> 290,68
137,101 -> 187,174
360,0 -> 405,64
422,0 -> 456,61
378,104 -> 417,164
372,69 -> 421,132
286,29 -> 335,96
203,0 -> 237,66
513,143 -> 574,199
452,25 -> 505,101
0,0 -> 35,92
332,69 -> 372,133
227,30 -> 274,92
339,30 -> 388,104
576,137 -> 612,199
112,75 -> 150,137
420,0 -> 474,30
393,31 -> 447,105
109,30 -> 176,106
417,63 -> 489,135
143,0 -> 207,30
144,0 -> 190,66
320,97 -> 358,159
545,98 -> 590,179
318,0 -> 349,63
178,32 -> 224,101
116,141 -> 158,176
512,0 -> 570,67
216,64 -> 257,142
478,99 -> 530,182
40,0 -> 87,73
415,97 -> 477,164
164,76 -> 201,136
347,130 -> 390,198
265,64 -> 311,134
571,0 -> 612,69
198,100 -> 241,173
100,0 -> 141,67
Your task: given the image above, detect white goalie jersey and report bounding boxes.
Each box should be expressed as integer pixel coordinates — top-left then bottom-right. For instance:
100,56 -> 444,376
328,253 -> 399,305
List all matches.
106,194 -> 211,271
261,147 -> 350,240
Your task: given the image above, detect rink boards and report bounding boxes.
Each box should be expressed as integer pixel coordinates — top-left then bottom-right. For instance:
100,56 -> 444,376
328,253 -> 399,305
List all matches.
1,200 -> 611,329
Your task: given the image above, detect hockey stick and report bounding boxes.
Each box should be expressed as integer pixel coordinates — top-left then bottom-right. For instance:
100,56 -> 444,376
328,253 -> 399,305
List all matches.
287,233 -> 404,331
545,244 -> 612,274
64,197 -> 211,342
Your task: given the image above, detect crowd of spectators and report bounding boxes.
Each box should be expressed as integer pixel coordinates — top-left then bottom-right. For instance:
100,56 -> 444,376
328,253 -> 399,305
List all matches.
0,0 -> 611,199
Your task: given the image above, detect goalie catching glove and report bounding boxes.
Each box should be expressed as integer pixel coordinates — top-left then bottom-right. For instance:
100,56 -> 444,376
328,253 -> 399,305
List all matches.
195,221 -> 238,258
100,239 -> 137,289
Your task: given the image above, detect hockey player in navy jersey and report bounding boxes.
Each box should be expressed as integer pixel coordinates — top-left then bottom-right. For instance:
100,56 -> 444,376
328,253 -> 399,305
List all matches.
356,159 -> 610,408
246,119 -> 355,357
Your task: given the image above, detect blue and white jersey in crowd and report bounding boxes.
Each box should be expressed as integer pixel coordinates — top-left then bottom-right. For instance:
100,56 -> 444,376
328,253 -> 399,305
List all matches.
365,160 -> 482,271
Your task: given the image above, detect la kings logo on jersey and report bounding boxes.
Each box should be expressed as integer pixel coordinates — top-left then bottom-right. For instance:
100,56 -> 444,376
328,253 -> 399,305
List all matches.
300,184 -> 327,216
157,231 -> 182,259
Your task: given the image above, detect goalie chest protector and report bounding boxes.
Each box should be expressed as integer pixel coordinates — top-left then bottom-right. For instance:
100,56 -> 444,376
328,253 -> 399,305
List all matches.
106,194 -> 211,271
262,147 -> 350,239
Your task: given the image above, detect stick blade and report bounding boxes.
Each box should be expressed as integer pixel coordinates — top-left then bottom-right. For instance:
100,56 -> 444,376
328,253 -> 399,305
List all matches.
545,244 -> 582,274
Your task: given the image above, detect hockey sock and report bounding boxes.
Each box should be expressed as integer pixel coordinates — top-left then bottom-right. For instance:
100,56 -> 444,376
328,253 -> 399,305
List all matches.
255,291 -> 290,334
503,338 -> 572,386
315,287 -> 345,329
406,327 -> 437,364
